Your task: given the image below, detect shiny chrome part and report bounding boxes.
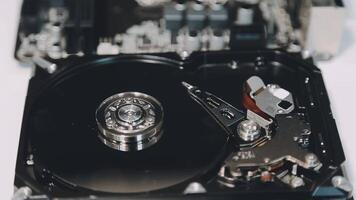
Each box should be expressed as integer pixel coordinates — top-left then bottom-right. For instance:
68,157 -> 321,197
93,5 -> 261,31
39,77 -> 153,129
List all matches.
237,120 -> 261,142
181,81 -> 194,90
183,182 -> 207,194
230,115 -> 315,169
32,56 -> 57,74
246,76 -> 294,117
246,109 -> 273,132
26,154 -> 34,166
218,114 -> 321,186
96,92 -> 164,151
182,82 -> 270,149
117,104 -> 143,123
304,153 -> 320,169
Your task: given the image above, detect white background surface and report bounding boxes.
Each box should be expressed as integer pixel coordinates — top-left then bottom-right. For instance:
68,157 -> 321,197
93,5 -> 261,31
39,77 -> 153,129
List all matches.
0,0 -> 355,199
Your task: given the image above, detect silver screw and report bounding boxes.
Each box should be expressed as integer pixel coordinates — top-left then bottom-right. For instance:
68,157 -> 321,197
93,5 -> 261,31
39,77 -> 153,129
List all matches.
305,77 -> 310,84
305,153 -> 319,168
263,157 -> 270,163
229,60 -> 238,69
267,84 -> 280,89
237,120 -> 261,142
26,154 -> 34,166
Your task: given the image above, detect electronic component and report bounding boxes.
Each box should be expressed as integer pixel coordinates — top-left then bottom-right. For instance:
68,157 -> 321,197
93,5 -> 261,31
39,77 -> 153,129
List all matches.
208,30 -> 228,50
235,5 -> 254,25
208,3 -> 229,30
15,0 -> 346,60
186,2 -> 206,31
163,2 -> 185,32
229,24 -> 267,50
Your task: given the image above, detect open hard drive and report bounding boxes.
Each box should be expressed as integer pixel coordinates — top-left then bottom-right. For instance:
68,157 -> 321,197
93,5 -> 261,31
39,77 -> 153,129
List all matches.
13,0 -> 353,200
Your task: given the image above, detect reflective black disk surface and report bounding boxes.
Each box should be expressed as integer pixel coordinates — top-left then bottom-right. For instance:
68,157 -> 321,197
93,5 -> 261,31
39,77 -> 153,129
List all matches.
29,57 -> 227,193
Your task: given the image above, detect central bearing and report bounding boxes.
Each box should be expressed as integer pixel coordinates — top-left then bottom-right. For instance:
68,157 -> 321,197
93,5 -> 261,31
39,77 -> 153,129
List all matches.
96,92 -> 164,151
237,119 -> 261,142
117,104 -> 143,123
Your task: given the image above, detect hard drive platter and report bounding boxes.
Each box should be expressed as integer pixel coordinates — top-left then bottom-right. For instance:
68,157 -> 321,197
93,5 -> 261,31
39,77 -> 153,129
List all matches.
15,52 -> 352,199
27,56 -> 228,193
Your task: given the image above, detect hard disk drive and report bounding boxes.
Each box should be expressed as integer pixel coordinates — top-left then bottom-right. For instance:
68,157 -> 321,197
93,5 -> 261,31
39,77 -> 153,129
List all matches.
13,0 -> 352,200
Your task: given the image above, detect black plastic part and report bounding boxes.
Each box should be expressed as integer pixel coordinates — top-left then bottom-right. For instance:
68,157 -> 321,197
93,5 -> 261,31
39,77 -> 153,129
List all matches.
65,0 -> 96,54
229,24 -> 267,50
